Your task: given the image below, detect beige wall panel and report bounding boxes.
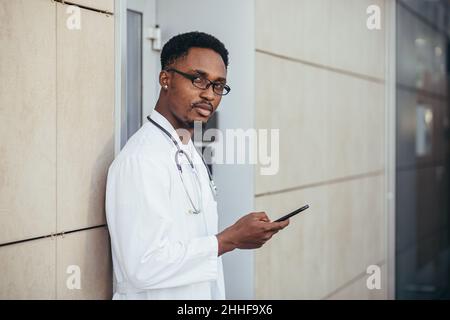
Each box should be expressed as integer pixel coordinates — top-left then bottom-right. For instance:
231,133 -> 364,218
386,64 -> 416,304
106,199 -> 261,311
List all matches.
255,0 -> 386,79
326,264 -> 387,299
0,238 -> 56,299
255,183 -> 330,299
255,53 -> 385,195
56,227 -> 112,299
0,0 -> 56,243
327,174 -> 386,290
254,175 -> 385,299
57,4 -> 115,232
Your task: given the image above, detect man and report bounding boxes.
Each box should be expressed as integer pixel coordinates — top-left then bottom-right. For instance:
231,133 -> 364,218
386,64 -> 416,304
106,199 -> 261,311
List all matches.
105,31 -> 289,300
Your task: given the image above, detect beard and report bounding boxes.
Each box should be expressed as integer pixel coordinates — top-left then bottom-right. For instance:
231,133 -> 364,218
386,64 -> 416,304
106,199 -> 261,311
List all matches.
186,117 -> 208,130
186,119 -> 195,129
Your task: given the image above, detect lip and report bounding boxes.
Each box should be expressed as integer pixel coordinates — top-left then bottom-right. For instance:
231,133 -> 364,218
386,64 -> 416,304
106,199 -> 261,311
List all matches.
193,103 -> 213,117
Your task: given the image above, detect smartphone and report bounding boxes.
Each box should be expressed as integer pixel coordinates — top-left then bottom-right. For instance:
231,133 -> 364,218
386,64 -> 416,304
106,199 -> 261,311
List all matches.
274,204 -> 309,222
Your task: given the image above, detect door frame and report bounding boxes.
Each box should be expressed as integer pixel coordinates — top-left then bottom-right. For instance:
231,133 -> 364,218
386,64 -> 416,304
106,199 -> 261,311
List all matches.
114,0 -> 158,155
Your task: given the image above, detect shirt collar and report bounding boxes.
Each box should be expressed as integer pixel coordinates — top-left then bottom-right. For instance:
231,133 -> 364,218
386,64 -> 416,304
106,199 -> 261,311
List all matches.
149,109 -> 194,154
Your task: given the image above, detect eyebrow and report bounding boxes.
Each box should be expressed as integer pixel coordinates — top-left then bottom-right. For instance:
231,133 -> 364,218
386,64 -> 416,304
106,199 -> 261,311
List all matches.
191,69 -> 227,82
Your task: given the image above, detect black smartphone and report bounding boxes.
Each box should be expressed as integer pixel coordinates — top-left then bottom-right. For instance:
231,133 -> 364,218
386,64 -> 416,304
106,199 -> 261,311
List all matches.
274,204 -> 309,222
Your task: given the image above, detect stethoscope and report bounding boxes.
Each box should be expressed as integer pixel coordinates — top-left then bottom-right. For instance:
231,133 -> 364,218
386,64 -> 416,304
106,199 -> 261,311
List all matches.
147,116 -> 217,214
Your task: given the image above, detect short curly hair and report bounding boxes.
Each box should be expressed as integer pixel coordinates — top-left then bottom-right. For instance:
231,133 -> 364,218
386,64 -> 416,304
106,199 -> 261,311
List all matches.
160,31 -> 229,70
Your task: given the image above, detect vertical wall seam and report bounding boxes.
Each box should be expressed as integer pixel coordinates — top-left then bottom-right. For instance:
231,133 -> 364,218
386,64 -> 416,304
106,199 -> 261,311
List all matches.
385,0 -> 397,300
55,0 -> 58,299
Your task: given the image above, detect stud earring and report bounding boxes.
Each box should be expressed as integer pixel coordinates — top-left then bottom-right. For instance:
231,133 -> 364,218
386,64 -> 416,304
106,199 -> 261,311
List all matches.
163,85 -> 168,90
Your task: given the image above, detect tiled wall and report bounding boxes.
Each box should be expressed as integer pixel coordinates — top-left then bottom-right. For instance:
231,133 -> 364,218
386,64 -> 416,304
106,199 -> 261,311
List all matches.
254,0 -> 388,299
0,0 -> 114,299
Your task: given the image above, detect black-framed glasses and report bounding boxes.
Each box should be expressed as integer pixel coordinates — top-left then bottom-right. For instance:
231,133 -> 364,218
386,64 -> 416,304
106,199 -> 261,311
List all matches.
165,68 -> 231,96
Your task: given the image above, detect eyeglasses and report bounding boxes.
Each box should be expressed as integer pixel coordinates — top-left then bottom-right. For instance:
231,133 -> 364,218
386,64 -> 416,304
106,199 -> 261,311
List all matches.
165,68 -> 231,96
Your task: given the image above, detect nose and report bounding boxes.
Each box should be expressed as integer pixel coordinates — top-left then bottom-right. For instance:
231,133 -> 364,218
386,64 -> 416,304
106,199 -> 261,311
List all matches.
199,84 -> 216,101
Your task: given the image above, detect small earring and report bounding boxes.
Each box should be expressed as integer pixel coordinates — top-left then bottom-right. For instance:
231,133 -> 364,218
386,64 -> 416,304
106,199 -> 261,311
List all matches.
163,85 -> 168,90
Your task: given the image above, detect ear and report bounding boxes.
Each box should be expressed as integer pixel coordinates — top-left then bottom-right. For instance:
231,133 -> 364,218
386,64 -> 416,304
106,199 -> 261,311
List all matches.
159,70 -> 170,89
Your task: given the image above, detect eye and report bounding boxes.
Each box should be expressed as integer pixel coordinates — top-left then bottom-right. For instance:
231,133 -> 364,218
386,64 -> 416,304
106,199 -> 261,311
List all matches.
193,77 -> 206,85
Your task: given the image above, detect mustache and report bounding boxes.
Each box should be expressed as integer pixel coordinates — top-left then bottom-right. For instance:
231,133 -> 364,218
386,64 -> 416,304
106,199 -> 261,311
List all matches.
192,101 -> 213,110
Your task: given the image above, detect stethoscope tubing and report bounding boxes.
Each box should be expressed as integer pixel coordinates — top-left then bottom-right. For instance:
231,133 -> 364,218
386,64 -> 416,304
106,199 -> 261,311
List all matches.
147,115 -> 217,214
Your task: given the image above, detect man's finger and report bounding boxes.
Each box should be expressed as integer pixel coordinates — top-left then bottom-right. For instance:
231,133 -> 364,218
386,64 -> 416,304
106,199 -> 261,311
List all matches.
269,220 -> 290,231
265,223 -> 283,232
280,219 -> 290,228
254,212 -> 269,220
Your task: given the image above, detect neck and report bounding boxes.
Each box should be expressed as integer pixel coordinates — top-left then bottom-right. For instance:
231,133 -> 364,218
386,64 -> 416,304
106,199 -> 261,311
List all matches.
155,102 -> 193,145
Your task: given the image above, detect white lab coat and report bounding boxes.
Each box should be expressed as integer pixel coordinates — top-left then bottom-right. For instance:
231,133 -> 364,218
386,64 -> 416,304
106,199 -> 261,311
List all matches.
105,110 -> 225,300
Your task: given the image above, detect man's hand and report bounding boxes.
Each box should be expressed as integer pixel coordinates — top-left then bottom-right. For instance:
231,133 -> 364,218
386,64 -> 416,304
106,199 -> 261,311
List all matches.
216,212 -> 290,256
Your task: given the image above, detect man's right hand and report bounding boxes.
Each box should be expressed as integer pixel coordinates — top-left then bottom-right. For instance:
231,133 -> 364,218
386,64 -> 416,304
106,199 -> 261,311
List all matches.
216,212 -> 290,256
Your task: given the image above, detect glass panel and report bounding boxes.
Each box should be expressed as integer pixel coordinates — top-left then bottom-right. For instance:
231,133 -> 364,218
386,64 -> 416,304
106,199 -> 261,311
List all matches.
396,0 -> 450,299
126,9 -> 143,143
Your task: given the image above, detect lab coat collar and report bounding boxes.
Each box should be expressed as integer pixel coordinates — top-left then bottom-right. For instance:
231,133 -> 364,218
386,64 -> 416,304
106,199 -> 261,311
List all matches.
149,109 -> 195,155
